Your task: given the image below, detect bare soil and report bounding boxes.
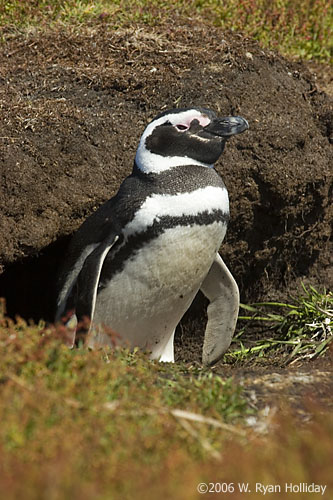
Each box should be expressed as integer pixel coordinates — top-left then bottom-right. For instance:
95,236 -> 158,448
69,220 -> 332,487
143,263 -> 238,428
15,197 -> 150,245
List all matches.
0,24 -> 332,383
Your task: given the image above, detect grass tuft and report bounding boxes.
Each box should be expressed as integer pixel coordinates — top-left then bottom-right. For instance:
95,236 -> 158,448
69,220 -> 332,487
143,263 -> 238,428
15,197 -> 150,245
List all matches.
230,285 -> 333,364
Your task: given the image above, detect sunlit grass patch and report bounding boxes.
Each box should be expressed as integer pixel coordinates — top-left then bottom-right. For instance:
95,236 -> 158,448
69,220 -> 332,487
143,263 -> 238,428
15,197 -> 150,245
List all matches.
201,0 -> 332,62
0,303 -> 250,456
0,317 -> 249,417
229,285 -> 332,364
1,0 -> 332,63
0,303 -> 252,496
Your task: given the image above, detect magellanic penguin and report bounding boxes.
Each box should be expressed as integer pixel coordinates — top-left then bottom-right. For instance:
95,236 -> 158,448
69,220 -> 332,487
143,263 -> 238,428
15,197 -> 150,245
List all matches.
55,107 -> 249,366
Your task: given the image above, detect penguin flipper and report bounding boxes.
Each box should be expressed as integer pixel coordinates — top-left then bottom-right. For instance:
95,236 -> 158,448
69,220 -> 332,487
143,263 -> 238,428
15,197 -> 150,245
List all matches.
200,253 -> 239,366
55,243 -> 99,323
74,234 -> 119,343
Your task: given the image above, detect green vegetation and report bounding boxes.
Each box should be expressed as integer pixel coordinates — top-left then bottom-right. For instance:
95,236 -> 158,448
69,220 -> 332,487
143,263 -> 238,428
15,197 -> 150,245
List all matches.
230,285 -> 333,364
0,305 -> 250,497
0,297 -> 332,498
0,308 -> 248,424
204,0 -> 332,62
1,0 -> 332,62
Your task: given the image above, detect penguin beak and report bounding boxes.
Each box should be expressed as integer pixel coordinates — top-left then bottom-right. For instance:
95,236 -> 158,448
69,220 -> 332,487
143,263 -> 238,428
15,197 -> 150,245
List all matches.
204,116 -> 249,138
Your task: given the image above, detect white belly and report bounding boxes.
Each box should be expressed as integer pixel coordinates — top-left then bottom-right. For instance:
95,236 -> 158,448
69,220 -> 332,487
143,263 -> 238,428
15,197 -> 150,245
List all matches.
88,222 -> 226,357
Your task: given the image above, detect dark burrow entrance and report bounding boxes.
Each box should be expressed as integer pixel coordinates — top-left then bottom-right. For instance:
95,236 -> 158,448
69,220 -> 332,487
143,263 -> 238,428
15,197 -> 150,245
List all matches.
0,238 -> 71,323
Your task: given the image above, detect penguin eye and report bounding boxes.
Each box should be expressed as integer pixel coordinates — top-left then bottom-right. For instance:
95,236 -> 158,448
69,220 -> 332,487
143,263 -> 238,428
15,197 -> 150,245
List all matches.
176,124 -> 189,131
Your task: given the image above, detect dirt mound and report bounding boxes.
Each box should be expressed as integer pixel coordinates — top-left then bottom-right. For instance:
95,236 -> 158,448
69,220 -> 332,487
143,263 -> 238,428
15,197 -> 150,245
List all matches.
0,24 -> 332,324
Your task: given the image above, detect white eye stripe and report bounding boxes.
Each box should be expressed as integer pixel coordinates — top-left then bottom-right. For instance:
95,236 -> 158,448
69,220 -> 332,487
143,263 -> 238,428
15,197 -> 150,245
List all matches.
135,109 -> 214,173
141,110 -> 211,143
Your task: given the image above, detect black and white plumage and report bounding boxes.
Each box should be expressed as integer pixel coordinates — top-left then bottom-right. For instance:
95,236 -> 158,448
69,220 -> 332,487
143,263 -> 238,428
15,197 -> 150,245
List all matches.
55,107 -> 249,365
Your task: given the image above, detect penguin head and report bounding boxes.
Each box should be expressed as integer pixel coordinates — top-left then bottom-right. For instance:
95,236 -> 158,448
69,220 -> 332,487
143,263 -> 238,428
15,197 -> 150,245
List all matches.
135,107 -> 249,174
